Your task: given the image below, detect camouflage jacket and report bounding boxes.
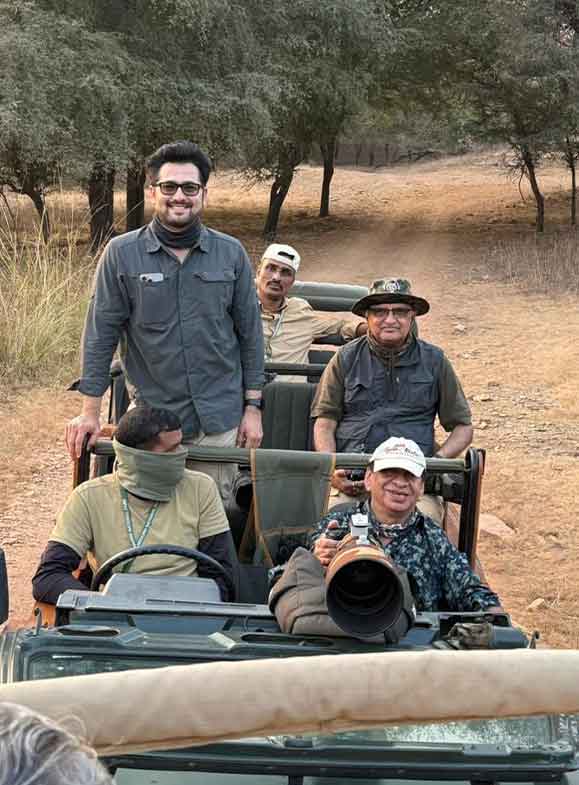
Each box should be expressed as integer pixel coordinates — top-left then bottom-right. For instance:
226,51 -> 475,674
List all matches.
309,502 -> 500,612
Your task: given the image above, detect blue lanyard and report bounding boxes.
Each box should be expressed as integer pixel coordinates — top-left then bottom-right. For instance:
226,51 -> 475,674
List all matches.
120,487 -> 160,548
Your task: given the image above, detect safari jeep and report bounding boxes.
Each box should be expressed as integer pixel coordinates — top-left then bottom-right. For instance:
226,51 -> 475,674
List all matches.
4,282 -> 576,783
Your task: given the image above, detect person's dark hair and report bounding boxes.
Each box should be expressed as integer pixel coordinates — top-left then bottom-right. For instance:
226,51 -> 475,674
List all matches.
146,141 -> 212,185
115,405 -> 182,449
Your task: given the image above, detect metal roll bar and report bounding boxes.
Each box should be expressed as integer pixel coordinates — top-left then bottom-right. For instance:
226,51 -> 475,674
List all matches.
76,441 -> 483,568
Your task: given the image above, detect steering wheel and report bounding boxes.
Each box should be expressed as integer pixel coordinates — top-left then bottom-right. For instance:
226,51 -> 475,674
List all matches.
90,544 -> 236,601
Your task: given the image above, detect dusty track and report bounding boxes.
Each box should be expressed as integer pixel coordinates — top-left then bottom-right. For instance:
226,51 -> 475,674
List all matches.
2,153 -> 578,645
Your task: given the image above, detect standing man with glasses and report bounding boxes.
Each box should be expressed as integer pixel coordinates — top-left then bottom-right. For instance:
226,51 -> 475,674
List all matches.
312,279 -> 473,520
66,141 -> 264,502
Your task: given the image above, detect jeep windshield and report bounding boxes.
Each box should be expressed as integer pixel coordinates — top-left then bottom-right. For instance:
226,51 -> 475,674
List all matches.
107,716 -> 577,784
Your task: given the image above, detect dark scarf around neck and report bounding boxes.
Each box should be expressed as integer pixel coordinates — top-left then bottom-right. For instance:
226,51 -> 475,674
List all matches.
367,331 -> 413,366
152,215 -> 202,249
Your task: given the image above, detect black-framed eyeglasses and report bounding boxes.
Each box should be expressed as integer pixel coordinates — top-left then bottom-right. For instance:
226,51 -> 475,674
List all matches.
153,181 -> 204,196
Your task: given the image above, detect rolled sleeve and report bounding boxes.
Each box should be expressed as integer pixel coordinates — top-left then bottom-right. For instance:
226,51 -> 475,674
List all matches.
437,355 -> 472,431
79,243 -> 129,397
311,352 -> 345,421
232,250 -> 265,391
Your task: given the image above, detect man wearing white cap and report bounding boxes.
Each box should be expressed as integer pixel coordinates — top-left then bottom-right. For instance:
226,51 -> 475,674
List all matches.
256,244 -> 366,383
310,437 -> 501,613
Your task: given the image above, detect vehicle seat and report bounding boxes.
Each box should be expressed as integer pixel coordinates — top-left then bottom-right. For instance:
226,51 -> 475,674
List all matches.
261,381 -> 318,451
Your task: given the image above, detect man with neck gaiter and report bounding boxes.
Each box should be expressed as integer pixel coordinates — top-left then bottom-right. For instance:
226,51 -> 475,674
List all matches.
65,141 -> 265,503
312,279 -> 473,523
33,406 -> 235,605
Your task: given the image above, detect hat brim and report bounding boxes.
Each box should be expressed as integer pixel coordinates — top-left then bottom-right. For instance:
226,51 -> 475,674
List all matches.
352,293 -> 430,318
372,457 -> 425,478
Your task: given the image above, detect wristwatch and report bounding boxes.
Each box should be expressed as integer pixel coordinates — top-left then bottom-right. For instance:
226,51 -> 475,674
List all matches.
244,398 -> 264,411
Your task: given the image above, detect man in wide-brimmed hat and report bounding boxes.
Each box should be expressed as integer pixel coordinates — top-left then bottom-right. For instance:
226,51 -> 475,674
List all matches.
311,278 -> 473,521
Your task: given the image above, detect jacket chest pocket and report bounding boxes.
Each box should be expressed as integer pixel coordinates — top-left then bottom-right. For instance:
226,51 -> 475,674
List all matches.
191,269 -> 235,314
343,378 -> 372,413
401,373 -> 437,408
128,274 -> 177,327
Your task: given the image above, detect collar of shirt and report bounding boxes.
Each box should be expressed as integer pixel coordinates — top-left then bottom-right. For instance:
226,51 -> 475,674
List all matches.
360,500 -> 420,540
143,222 -> 210,255
259,298 -> 289,320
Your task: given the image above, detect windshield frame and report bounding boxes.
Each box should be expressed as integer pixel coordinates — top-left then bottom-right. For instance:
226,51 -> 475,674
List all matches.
103,736 -> 577,781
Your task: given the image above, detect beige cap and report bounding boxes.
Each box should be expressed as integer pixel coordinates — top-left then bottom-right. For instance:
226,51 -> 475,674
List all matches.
370,437 -> 426,477
261,243 -> 301,272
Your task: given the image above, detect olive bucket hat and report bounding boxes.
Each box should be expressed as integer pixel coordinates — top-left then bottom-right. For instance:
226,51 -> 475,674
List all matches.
352,278 -> 430,317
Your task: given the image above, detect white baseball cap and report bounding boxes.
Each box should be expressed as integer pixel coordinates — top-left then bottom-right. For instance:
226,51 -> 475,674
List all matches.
261,243 -> 301,273
370,437 -> 426,478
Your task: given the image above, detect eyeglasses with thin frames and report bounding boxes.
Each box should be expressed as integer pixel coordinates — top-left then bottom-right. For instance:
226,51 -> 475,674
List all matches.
152,181 -> 204,197
368,306 -> 413,320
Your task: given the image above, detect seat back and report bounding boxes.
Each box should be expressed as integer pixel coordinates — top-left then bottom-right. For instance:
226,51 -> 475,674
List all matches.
251,449 -> 336,567
261,381 -> 317,451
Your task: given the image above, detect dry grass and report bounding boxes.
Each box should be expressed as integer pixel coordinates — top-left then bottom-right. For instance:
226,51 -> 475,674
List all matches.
0,204 -> 94,386
483,230 -> 579,292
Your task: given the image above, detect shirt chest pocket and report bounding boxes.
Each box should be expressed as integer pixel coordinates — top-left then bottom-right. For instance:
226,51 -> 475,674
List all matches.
128,274 -> 177,327
191,269 -> 236,314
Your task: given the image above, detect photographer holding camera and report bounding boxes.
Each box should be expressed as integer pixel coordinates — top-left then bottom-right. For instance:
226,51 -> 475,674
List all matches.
310,437 -> 501,614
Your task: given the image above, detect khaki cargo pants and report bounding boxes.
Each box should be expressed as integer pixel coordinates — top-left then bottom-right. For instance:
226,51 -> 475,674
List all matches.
183,427 -> 238,504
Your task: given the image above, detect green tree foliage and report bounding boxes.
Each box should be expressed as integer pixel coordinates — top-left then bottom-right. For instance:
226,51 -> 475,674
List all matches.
408,0 -> 579,231
241,0 -> 394,237
4,0 -> 579,244
0,1 -> 129,240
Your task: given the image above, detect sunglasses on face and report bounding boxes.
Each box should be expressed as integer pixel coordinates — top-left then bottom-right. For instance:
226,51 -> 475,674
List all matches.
152,181 -> 204,197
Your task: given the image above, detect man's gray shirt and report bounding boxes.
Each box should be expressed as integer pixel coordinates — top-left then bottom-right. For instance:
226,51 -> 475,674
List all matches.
79,223 -> 265,437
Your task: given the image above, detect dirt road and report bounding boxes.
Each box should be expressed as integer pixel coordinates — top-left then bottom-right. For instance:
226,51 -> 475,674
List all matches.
2,152 -> 578,645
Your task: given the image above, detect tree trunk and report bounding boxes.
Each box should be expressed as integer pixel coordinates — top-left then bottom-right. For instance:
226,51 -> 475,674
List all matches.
262,145 -> 302,239
263,171 -> 294,239
20,171 -> 50,241
368,145 -> 375,167
88,162 -> 115,251
355,144 -> 363,166
319,139 -> 336,217
24,188 -> 50,242
565,138 -> 577,225
126,163 -> 146,232
521,147 -> 545,233
572,159 -> 576,226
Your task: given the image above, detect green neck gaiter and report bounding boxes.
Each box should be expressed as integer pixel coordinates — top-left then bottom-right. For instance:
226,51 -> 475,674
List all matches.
113,439 -> 187,501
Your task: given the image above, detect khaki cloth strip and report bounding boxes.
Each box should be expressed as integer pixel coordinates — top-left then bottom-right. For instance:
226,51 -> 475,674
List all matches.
251,448 -> 336,566
1,650 -> 579,756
